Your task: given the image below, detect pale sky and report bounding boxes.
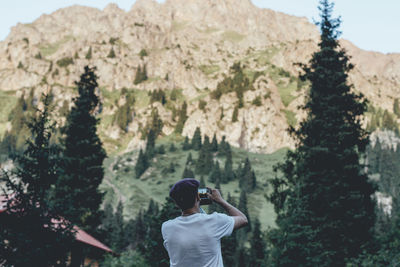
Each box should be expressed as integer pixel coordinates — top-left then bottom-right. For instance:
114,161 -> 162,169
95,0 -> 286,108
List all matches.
0,0 -> 399,54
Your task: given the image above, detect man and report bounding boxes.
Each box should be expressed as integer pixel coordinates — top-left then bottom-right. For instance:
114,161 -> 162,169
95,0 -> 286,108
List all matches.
162,178 -> 248,267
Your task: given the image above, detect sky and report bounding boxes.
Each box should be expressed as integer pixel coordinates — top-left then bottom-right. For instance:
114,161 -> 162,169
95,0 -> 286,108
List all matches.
0,0 -> 399,54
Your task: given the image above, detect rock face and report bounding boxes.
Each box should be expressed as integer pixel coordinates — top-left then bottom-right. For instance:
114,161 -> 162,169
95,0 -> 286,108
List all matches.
0,0 -> 399,153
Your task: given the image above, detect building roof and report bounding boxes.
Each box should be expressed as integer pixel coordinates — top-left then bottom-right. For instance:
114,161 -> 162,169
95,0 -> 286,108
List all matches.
0,194 -> 112,253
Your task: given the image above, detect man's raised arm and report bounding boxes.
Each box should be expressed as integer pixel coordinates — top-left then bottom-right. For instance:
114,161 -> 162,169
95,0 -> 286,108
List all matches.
207,188 -> 248,230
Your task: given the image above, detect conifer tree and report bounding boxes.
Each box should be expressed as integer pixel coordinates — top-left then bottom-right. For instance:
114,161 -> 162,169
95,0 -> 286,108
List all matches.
169,143 -> 176,152
135,149 -> 149,178
238,190 -> 251,232
182,167 -> 195,178
182,136 -> 191,150
268,1 -> 376,265
208,160 -> 221,183
394,98 -> 400,118
0,94 -> 74,266
191,127 -> 202,150
53,66 -> 106,235
199,176 -> 206,188
195,141 -> 213,175
249,218 -> 266,267
222,150 -> 235,182
85,47 -> 92,59
185,152 -> 193,166
175,102 -> 188,134
221,193 -> 238,266
211,133 -> 219,152
107,47 -> 116,58
145,129 -> 156,159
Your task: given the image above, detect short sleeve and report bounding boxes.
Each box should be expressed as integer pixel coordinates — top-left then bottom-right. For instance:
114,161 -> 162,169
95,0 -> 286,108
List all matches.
211,212 -> 235,240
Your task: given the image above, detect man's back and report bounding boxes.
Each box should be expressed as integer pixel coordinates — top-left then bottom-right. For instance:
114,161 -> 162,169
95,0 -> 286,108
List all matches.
161,212 -> 234,267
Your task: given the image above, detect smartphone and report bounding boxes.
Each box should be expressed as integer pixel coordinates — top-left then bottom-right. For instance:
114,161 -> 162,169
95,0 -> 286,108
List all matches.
198,188 -> 212,205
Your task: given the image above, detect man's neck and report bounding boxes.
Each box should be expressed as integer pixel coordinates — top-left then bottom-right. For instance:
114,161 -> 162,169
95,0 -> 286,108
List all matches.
182,206 -> 200,216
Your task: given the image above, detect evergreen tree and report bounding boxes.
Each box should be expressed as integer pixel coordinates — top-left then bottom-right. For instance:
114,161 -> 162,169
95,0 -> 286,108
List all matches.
394,98 -> 400,118
101,201 -> 126,253
107,47 -> 116,58
222,150 -> 235,182
199,176 -> 206,188
211,133 -> 219,152
238,190 -> 251,232
238,158 -> 256,191
0,94 -> 74,266
208,160 -> 221,183
53,66 -> 106,236
135,149 -> 149,178
221,193 -> 238,266
175,102 -> 188,134
191,127 -> 202,150
182,167 -> 195,178
141,197 -> 181,267
186,152 -> 193,166
85,47 -> 92,59
249,218 -> 266,267
182,136 -> 191,150
195,141 -> 213,176
169,143 -> 177,152
268,1 -> 376,265
145,129 -> 156,159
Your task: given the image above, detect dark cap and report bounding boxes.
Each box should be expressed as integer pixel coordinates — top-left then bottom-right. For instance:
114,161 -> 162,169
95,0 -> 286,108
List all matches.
169,178 -> 200,210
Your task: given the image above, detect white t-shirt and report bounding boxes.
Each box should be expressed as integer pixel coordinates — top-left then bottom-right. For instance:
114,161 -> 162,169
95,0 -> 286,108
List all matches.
161,212 -> 235,267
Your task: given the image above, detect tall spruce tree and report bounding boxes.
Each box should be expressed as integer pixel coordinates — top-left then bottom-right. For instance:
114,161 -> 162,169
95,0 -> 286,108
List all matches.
268,1 -> 375,265
0,94 -> 74,266
249,218 -> 267,267
191,127 -> 202,150
53,66 -> 106,234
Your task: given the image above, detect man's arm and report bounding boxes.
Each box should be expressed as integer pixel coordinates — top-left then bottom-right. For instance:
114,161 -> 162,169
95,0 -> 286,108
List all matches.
207,188 -> 248,230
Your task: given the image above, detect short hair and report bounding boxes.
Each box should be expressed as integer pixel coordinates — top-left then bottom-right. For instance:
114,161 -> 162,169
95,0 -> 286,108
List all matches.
169,178 -> 199,210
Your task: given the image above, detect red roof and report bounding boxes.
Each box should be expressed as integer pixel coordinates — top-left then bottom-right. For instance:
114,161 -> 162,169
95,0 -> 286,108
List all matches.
0,195 -> 112,253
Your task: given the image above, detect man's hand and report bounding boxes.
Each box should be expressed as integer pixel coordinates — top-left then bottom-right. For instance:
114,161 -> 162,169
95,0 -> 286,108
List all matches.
207,187 -> 224,204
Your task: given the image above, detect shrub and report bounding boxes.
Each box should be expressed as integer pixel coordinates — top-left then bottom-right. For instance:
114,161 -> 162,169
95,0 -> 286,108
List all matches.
56,57 -> 74,68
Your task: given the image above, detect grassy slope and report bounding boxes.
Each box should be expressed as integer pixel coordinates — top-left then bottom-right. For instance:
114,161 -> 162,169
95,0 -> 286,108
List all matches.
100,136 -> 287,230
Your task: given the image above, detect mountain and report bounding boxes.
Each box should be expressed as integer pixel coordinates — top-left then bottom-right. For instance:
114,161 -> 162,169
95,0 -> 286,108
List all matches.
0,0 -> 399,154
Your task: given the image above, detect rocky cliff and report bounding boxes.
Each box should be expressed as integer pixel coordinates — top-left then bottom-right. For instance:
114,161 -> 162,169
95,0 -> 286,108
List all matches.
0,0 -> 399,154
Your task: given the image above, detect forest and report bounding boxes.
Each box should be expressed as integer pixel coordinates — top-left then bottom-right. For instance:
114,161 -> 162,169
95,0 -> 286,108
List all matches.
1,0 -> 400,266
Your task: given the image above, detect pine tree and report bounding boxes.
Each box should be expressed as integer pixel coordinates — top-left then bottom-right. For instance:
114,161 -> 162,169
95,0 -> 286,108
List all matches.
195,141 -> 213,175
238,158 -> 256,191
208,160 -> 221,183
221,193 -> 238,266
107,47 -> 116,58
0,94 -> 74,266
211,133 -> 219,152
199,176 -> 206,188
145,129 -> 156,159
135,149 -> 149,178
238,190 -> 251,232
182,136 -> 191,150
249,218 -> 266,267
140,197 -> 181,266
394,98 -> 400,118
222,149 -> 235,182
175,102 -> 188,134
268,1 -> 376,265
191,127 -> 202,150
53,66 -> 106,236
85,47 -> 92,59
186,152 -> 193,166
182,167 -> 195,178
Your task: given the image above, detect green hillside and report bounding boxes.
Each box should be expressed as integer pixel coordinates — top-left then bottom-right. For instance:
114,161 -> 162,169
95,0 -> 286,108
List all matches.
100,136 -> 287,230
